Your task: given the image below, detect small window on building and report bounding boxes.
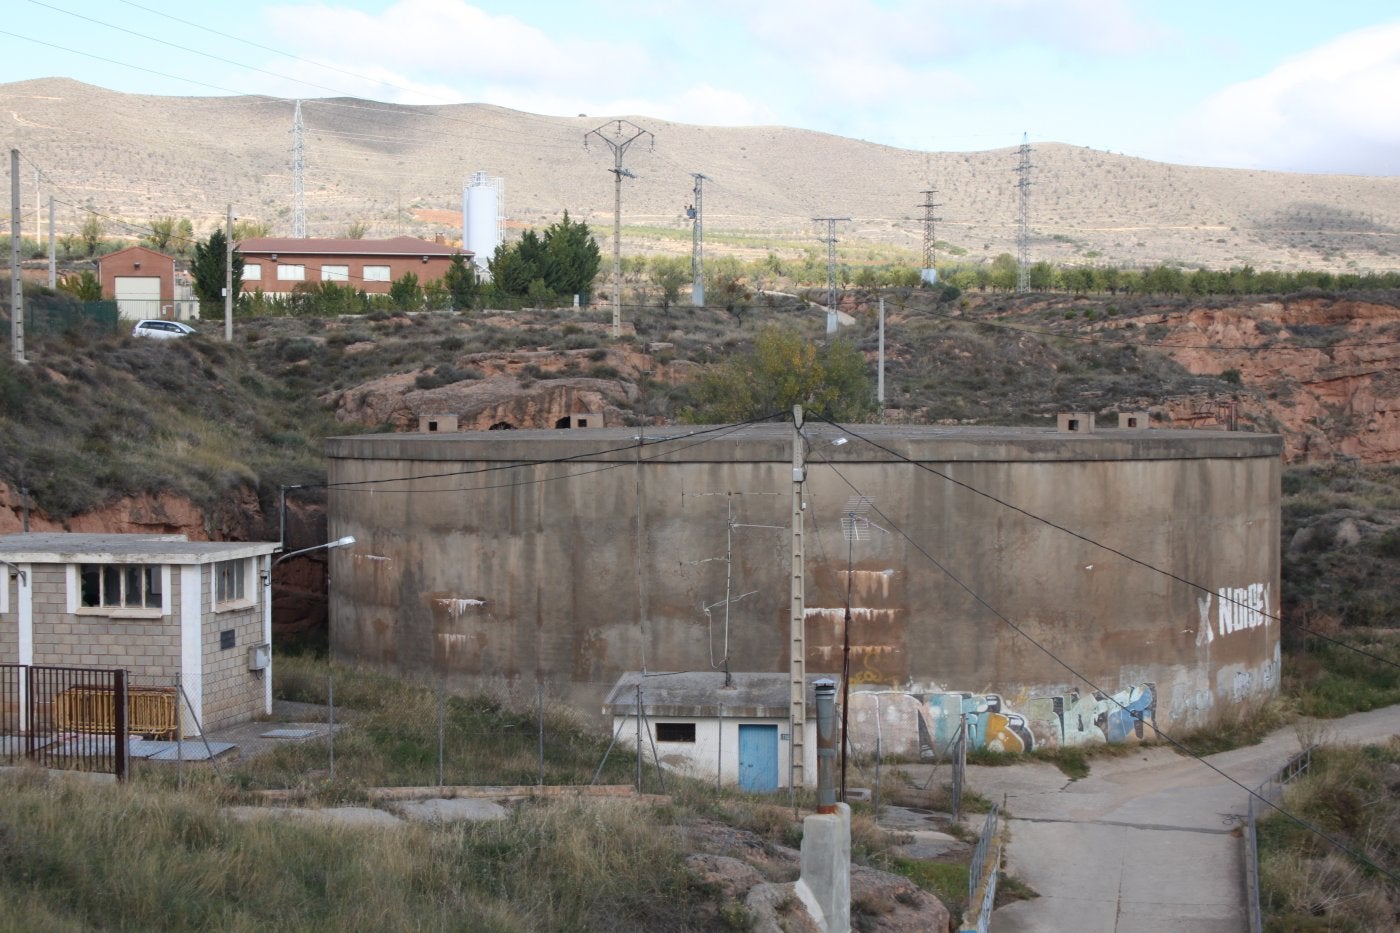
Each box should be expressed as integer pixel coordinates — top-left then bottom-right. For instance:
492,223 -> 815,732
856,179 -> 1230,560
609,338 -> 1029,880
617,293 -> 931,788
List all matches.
80,563 -> 162,609
321,264 -> 350,282
243,263 -> 262,281
276,263 -> 306,281
215,559 -> 247,605
364,265 -> 391,282
656,722 -> 696,743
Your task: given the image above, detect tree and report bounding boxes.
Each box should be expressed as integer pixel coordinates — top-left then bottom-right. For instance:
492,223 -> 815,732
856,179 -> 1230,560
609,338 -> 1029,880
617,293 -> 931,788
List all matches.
190,229 -> 244,314
57,270 -> 101,301
145,217 -> 177,252
989,253 -> 1018,291
173,218 -> 195,257
542,211 -> 601,299
684,325 -> 874,423
648,255 -> 689,309
80,215 -> 104,257
443,253 -> 479,311
345,221 -> 368,239
389,271 -> 421,309
232,219 -> 271,241
488,229 -> 545,297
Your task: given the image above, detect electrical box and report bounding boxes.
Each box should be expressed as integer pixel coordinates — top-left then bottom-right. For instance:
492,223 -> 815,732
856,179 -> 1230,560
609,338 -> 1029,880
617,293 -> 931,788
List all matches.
248,642 -> 271,672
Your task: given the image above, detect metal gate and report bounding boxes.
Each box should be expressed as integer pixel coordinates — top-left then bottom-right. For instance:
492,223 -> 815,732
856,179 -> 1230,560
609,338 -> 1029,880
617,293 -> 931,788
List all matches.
0,664 -> 129,780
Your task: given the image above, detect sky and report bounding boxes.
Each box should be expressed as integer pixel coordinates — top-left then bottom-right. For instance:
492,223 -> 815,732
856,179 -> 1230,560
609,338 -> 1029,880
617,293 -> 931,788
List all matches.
4,0 -> 1399,175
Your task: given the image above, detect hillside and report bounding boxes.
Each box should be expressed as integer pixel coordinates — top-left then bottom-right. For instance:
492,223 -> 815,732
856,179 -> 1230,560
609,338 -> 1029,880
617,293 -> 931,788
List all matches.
5,77 -> 1400,274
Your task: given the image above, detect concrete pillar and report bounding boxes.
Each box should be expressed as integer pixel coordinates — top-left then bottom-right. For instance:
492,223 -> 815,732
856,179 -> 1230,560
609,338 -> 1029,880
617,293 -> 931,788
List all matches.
795,802 -> 851,933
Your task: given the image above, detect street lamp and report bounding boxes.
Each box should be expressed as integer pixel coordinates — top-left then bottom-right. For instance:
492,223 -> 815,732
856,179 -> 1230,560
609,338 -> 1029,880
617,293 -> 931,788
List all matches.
0,558 -> 25,584
262,535 -> 355,586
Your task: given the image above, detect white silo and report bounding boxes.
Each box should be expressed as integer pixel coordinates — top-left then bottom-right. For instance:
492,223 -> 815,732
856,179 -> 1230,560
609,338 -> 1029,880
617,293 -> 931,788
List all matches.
462,172 -> 503,276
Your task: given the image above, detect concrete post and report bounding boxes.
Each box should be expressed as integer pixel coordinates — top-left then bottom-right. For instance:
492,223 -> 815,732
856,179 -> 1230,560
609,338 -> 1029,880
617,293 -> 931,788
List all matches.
796,802 -> 851,933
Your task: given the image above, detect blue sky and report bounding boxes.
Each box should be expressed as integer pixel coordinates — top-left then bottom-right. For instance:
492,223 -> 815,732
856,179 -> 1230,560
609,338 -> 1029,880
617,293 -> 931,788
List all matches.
5,0 -> 1399,175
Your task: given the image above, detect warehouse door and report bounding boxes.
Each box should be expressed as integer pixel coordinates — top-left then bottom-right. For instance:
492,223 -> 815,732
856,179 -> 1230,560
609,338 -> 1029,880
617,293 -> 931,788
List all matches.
114,276 -> 162,321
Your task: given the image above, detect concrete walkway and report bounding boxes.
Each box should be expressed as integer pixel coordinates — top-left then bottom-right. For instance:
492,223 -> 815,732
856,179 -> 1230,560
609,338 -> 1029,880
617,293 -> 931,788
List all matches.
965,705 -> 1400,933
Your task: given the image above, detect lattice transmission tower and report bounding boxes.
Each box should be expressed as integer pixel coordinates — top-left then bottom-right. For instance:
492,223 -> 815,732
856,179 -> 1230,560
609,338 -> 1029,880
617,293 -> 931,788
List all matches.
291,100 -> 306,238
813,217 -> 849,333
1015,132 -> 1032,293
919,186 -> 942,286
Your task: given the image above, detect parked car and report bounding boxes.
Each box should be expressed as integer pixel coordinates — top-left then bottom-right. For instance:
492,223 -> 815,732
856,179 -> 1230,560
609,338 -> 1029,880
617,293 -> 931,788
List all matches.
131,319 -> 197,339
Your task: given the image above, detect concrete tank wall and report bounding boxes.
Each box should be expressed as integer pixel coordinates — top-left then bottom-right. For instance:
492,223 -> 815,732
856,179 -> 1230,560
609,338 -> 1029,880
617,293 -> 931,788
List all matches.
325,423 -> 1282,744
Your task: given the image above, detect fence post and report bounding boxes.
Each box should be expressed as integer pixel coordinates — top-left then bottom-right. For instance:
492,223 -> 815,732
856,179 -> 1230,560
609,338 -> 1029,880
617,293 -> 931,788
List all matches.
327,675 -> 335,781
437,679 -> 445,788
114,669 -> 128,782
175,672 -> 183,788
536,681 -> 544,787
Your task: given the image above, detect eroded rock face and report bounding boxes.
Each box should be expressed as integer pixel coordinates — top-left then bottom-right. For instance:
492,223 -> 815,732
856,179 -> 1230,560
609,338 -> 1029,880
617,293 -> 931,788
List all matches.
0,481 -> 222,537
1116,298 -> 1400,463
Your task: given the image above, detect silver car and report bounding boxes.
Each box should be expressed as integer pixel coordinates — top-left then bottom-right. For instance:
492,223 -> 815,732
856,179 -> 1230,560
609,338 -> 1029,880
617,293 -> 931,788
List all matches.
131,319 -> 197,339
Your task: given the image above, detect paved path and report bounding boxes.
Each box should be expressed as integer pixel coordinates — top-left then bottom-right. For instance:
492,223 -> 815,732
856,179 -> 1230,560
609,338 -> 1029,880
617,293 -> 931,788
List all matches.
957,706 -> 1400,933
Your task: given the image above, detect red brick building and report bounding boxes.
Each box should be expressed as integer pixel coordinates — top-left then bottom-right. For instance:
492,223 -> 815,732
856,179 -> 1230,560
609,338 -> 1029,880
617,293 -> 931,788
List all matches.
236,236 -> 470,295
98,245 -> 177,320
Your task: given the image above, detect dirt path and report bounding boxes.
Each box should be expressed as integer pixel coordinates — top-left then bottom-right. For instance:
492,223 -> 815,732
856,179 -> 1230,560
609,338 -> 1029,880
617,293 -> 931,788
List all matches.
956,706 -> 1400,932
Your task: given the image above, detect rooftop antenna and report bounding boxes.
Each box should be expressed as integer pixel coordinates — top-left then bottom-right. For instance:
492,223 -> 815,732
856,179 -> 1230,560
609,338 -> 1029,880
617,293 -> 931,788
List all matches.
1015,133 -> 1033,293
585,120 -> 653,338
813,216 -> 850,333
291,100 -> 306,238
688,172 -> 710,307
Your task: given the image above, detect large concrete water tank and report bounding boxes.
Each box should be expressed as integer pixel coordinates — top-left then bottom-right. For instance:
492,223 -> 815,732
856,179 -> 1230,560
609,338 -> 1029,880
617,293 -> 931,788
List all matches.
462,172 -> 501,275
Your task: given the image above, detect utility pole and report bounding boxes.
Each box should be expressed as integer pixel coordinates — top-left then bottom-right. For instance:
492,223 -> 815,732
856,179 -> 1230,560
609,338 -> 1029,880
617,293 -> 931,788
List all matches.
919,187 -> 942,286
291,100 -> 307,238
585,120 -> 653,338
813,217 -> 849,334
34,168 -> 40,245
224,204 -> 233,342
688,172 -> 709,307
47,196 -> 55,290
789,405 -> 807,788
877,296 -> 885,415
1015,133 -> 1033,294
10,149 -> 24,364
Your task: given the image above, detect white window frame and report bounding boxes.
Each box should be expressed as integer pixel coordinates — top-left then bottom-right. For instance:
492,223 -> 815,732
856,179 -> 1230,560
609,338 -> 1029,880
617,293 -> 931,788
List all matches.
68,563 -> 171,619
321,265 -> 350,282
213,558 -> 254,611
276,263 -> 306,282
364,265 -> 391,282
243,263 -> 263,281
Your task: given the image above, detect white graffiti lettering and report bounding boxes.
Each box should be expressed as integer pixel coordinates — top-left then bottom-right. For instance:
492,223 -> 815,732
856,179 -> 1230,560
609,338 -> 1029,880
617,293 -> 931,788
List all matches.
1216,583 -> 1270,636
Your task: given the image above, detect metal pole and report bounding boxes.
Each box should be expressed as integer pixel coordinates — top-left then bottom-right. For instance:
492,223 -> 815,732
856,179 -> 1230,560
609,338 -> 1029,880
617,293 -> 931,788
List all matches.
841,530 -> 853,802
175,671 -> 183,788
815,679 -> 837,813
437,679 -> 445,787
10,149 -> 25,364
612,163 -> 622,337
635,683 -> 643,794
537,681 -> 545,786
716,702 -> 723,792
223,204 -> 233,342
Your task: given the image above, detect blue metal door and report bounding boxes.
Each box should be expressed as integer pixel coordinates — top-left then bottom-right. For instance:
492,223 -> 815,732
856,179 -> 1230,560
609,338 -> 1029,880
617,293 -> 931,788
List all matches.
738,724 -> 779,792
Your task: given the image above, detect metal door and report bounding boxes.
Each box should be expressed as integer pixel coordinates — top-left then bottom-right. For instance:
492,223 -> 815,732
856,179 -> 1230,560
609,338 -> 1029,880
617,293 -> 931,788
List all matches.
737,723 -> 778,792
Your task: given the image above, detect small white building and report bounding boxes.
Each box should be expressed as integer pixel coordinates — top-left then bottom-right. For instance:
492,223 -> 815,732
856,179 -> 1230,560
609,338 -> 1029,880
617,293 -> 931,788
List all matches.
0,533 -> 282,735
603,671 -> 827,792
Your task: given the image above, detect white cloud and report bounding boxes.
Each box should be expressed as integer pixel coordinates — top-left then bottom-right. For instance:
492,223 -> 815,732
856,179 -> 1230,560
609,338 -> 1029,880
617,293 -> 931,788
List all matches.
1164,22 -> 1400,175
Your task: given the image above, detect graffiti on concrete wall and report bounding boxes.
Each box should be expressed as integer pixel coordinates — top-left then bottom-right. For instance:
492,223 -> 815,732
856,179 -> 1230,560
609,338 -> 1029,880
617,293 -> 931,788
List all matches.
848,682 -> 1158,758
1196,582 -> 1270,646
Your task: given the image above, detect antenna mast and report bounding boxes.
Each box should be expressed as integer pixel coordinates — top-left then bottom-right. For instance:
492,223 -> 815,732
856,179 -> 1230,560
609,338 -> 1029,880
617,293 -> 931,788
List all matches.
688,172 -> 709,307
1015,133 -> 1032,293
585,120 -> 653,338
291,101 -> 306,238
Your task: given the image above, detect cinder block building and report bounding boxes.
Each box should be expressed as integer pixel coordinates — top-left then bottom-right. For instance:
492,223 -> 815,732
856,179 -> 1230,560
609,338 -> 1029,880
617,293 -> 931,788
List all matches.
0,533 -> 281,734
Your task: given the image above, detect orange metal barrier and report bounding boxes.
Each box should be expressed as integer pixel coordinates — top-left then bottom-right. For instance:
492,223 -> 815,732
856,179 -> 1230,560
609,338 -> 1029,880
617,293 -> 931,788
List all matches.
56,686 -> 178,739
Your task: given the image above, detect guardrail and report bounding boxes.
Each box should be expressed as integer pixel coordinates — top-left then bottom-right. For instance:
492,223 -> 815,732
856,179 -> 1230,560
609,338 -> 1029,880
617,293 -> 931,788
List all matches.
1244,745 -> 1314,933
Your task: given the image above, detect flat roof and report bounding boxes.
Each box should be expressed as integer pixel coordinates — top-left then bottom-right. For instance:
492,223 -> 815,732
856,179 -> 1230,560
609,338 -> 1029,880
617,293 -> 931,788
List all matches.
328,421 -> 1283,465
0,533 -> 280,564
604,671 -> 835,718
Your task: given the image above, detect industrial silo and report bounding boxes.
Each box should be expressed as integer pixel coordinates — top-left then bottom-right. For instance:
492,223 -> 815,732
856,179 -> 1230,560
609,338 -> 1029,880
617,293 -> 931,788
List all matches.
462,172 -> 502,275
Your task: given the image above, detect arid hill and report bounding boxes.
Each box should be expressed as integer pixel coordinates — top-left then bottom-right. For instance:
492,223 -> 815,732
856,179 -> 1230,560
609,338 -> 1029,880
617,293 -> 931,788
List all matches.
4,77 -> 1400,274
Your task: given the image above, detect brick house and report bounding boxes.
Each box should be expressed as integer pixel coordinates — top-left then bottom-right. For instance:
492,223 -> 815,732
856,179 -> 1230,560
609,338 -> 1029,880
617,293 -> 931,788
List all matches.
237,236 -> 471,296
0,533 -> 281,735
